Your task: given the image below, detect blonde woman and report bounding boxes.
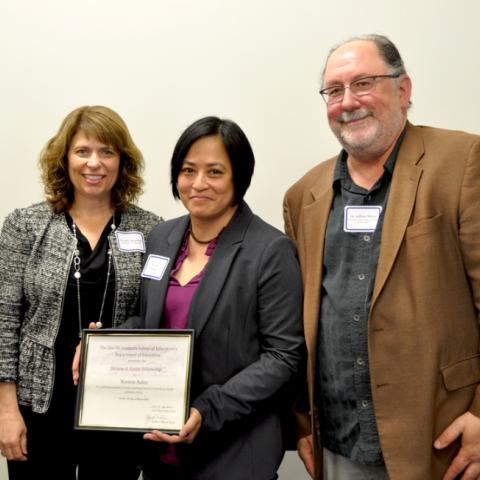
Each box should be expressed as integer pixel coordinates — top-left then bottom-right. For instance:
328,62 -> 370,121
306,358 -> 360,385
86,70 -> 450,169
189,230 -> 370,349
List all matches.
0,106 -> 160,480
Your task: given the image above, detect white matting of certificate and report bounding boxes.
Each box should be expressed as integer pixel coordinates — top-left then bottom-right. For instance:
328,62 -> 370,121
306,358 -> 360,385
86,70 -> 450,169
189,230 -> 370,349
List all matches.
75,329 -> 194,433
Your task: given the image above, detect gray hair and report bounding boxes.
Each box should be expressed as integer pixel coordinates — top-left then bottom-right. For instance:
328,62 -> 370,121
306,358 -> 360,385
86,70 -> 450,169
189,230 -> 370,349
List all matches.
321,34 -> 407,84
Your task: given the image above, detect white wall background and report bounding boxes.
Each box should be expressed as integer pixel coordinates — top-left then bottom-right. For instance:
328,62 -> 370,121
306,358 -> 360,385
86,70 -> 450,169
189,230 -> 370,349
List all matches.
1,0 -> 479,478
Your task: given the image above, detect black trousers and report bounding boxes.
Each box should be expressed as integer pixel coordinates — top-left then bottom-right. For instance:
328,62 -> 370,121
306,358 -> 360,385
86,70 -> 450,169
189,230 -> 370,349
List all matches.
8,342 -> 146,480
142,455 -> 279,480
143,463 -> 278,480
143,462 -> 189,480
7,404 -> 143,480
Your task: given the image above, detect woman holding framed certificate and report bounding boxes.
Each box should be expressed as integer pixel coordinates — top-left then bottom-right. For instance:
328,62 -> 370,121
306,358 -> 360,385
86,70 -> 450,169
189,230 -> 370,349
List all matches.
0,106 -> 160,480
129,116 -> 304,480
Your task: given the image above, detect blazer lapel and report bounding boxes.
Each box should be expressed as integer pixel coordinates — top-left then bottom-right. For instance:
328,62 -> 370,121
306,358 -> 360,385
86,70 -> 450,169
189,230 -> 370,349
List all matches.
371,124 -> 424,307
187,204 -> 250,336
144,217 -> 189,328
302,163 -> 335,358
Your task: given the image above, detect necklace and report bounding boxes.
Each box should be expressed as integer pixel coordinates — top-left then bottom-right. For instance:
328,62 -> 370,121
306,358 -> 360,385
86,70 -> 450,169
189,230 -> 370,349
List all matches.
190,228 -> 217,245
71,215 -> 116,338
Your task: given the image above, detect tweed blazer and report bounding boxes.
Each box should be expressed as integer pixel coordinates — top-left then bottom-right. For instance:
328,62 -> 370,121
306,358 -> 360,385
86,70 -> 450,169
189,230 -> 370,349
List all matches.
0,202 -> 160,413
127,202 -> 305,480
283,123 -> 480,479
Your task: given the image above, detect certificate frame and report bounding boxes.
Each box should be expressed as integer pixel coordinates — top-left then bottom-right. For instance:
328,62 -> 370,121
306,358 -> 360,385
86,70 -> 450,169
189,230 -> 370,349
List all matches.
74,329 -> 194,434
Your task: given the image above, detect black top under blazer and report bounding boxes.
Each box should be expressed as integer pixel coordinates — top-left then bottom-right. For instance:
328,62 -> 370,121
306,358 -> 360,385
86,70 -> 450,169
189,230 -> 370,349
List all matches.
129,202 -> 304,480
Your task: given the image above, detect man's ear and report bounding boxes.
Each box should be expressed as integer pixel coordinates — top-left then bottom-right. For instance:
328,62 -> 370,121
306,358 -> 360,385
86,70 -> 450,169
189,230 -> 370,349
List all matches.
399,74 -> 412,109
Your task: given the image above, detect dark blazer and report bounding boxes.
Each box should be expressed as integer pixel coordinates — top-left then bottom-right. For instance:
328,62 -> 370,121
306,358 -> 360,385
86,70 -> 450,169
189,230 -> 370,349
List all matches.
283,123 -> 480,479
131,202 -> 304,480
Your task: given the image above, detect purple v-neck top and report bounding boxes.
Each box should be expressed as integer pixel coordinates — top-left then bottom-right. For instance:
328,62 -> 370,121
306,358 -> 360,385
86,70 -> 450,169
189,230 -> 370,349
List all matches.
160,229 -> 219,466
162,230 -> 218,329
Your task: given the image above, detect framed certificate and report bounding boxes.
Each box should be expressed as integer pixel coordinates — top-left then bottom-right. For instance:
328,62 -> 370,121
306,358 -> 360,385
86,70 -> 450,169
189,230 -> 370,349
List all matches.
74,329 -> 194,434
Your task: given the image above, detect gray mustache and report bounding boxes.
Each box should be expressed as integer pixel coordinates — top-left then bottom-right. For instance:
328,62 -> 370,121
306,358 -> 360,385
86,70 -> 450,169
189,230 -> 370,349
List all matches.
337,109 -> 371,123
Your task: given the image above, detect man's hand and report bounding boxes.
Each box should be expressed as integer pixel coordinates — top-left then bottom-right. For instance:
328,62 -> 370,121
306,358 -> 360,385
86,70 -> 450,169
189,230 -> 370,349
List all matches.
435,411 -> 480,479
144,408 -> 202,444
297,434 -> 314,478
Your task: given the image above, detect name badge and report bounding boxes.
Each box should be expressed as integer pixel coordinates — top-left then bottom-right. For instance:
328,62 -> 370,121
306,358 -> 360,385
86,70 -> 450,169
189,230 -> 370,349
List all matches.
344,206 -> 382,233
141,255 -> 170,281
115,231 -> 146,253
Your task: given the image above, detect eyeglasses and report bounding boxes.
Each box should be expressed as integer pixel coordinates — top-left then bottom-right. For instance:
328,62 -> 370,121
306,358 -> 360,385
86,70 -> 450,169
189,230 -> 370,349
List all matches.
319,73 -> 402,105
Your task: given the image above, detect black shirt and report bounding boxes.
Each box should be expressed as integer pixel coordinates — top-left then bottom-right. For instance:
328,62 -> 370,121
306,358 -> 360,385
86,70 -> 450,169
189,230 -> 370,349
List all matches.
52,213 -> 121,409
317,130 -> 405,465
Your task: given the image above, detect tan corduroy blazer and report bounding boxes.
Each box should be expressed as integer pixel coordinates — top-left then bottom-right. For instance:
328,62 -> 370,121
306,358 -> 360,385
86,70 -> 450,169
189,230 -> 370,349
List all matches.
283,122 -> 480,480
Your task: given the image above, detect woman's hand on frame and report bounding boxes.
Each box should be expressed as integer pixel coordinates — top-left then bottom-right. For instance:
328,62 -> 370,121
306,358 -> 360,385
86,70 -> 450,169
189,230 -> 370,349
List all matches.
143,407 -> 202,445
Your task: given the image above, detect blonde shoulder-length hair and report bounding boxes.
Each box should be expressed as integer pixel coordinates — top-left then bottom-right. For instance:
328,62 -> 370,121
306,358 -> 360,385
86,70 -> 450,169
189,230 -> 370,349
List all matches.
39,105 -> 144,213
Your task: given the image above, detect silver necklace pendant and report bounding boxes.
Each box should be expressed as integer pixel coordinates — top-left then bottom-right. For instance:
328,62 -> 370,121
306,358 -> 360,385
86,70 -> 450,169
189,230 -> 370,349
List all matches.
71,214 -> 115,337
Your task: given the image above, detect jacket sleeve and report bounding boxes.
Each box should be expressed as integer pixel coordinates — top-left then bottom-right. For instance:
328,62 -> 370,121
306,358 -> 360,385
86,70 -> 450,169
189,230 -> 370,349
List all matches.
458,137 -> 480,416
283,192 -> 313,440
192,235 -> 305,433
0,210 -> 32,382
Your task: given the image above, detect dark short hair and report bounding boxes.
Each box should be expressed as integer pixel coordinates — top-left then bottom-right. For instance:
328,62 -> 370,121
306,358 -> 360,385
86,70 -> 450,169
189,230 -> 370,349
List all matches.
39,105 -> 144,213
170,116 -> 255,205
